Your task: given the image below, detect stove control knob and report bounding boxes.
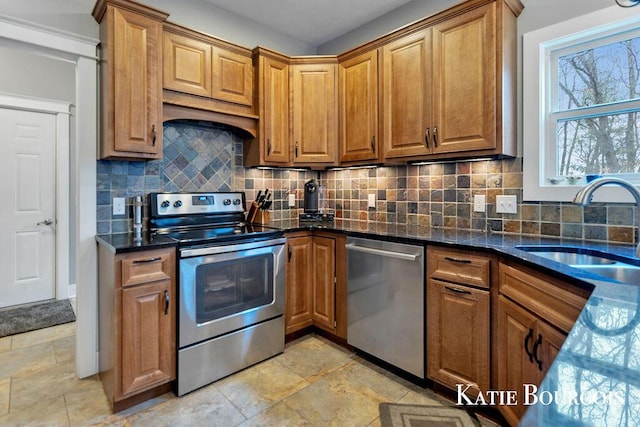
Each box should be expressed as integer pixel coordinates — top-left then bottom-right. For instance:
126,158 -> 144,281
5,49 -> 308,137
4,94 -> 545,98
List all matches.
233,199 -> 241,205
161,200 -> 171,208
173,200 -> 183,208
223,199 -> 232,206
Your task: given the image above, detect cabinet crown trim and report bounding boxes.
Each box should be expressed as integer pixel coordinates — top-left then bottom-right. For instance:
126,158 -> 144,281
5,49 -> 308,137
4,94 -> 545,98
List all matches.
92,0 -> 169,23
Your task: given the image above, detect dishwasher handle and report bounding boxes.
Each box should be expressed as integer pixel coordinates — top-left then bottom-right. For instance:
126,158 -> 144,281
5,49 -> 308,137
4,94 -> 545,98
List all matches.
346,243 -> 421,261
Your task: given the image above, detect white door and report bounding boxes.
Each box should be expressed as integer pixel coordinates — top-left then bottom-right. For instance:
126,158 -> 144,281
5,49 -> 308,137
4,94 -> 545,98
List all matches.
0,107 -> 56,308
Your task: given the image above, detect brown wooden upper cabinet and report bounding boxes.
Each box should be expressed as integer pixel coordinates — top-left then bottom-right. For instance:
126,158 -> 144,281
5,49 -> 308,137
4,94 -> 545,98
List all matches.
163,26 -> 253,107
245,48 -> 290,166
291,58 -> 338,165
381,29 -> 432,159
93,0 -> 167,160
338,50 -> 379,164
379,0 -> 519,162
246,51 -> 338,168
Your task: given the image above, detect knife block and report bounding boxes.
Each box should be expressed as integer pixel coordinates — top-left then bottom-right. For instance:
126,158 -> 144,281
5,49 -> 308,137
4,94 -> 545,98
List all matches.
252,209 -> 270,225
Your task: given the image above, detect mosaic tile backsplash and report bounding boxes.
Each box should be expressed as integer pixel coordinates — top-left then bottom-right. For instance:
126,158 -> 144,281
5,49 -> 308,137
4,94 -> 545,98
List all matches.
97,121 -> 637,245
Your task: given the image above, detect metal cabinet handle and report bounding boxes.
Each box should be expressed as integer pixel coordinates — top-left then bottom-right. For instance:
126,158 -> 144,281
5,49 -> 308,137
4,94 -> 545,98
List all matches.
444,256 -> 472,264
295,141 -> 299,158
533,334 -> 543,371
371,135 -> 376,151
288,248 -> 292,262
346,243 -> 420,261
133,257 -> 161,264
524,328 -> 534,363
267,139 -> 271,156
433,126 -> 438,147
164,289 -> 169,315
151,124 -> 157,146
37,219 -> 54,226
425,128 -> 430,148
444,285 -> 471,295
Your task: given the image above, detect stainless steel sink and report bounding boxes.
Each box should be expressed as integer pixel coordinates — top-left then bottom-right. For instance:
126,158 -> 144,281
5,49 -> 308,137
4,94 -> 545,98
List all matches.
515,245 -> 640,285
578,264 -> 640,284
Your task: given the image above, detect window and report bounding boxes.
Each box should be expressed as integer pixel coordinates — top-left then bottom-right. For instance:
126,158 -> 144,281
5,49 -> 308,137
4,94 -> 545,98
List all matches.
523,5 -> 640,202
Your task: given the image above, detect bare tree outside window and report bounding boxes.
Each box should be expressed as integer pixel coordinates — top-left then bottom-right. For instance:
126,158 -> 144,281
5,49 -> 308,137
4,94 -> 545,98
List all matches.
555,37 -> 640,177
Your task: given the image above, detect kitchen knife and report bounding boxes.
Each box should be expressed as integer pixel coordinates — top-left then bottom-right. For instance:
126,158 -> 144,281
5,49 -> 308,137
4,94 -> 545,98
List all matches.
261,192 -> 272,210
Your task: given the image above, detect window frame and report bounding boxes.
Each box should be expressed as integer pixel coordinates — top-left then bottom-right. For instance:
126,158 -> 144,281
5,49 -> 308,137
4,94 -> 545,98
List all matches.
522,5 -> 640,202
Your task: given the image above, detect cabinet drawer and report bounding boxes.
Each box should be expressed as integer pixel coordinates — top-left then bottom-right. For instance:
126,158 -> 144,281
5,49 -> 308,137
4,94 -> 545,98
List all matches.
498,263 -> 588,334
120,249 -> 174,287
428,248 -> 491,289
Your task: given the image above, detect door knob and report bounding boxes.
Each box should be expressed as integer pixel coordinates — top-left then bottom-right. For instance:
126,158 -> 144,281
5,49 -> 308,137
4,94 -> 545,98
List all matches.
37,219 -> 53,226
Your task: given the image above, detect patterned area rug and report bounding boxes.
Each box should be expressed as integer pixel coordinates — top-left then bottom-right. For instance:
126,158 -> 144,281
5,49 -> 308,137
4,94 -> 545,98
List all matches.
0,299 -> 76,338
379,403 -> 481,427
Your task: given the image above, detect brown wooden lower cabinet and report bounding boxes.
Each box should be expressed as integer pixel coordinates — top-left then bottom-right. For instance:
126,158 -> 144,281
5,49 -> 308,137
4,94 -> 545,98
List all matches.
285,232 -> 345,338
497,296 -> 567,425
285,235 -> 314,333
427,247 -> 491,397
496,262 -> 589,426
98,246 -> 176,412
427,279 -> 490,396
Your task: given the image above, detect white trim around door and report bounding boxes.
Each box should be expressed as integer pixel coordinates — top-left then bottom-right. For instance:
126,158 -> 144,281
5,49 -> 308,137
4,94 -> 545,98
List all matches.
0,15 -> 99,379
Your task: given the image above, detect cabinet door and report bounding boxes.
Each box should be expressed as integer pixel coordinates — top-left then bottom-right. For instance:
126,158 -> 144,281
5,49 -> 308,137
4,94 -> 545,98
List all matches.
339,51 -> 378,163
163,31 -> 212,97
431,3 -> 496,154
212,46 -> 253,106
285,236 -> 313,333
312,236 -> 336,330
121,280 -> 174,397
107,6 -> 163,158
497,296 -> 539,425
381,29 -> 432,159
259,55 -> 290,163
427,279 -> 489,396
291,63 -> 337,164
535,321 -> 566,381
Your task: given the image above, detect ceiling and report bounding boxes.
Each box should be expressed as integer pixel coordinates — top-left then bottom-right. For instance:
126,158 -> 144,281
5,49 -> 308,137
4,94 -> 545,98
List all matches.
202,0 -> 414,46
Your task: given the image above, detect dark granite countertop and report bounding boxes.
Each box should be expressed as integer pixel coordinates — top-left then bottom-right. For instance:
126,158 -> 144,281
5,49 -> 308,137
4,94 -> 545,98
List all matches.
95,232 -> 176,253
97,219 -> 640,425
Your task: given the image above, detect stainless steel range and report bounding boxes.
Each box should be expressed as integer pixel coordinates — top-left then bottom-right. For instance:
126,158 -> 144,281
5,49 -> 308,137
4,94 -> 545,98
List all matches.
149,192 -> 285,396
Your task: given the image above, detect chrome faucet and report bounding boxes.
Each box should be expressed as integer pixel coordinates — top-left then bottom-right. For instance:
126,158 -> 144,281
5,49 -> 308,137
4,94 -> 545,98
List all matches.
573,177 -> 640,257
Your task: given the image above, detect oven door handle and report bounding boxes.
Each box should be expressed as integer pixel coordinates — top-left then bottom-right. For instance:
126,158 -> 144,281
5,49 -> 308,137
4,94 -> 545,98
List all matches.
180,237 -> 287,258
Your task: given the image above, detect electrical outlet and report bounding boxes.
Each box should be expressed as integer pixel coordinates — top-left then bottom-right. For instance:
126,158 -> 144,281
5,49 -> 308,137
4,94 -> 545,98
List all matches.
367,193 -> 376,208
113,197 -> 126,215
496,195 -> 517,214
473,195 -> 486,213
288,193 -> 296,208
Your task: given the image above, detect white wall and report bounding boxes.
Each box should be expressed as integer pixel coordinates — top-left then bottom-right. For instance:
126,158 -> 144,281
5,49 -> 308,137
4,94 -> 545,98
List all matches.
143,0 -> 315,54
0,0 -> 314,55
318,0 -> 613,55
0,46 -> 75,102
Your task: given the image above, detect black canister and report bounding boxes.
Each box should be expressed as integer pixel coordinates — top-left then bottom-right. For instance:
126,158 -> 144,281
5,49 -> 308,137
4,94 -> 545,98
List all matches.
303,179 -> 319,213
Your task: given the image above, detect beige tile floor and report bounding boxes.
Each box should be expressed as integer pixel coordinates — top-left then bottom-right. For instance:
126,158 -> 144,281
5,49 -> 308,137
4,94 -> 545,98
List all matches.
0,321 -> 501,426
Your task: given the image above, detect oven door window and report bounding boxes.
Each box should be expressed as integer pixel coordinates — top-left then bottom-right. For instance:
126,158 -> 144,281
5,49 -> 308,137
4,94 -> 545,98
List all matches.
195,252 -> 273,324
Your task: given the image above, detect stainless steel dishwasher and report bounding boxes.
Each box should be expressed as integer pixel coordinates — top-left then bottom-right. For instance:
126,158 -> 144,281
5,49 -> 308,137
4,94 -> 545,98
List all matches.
346,236 -> 425,379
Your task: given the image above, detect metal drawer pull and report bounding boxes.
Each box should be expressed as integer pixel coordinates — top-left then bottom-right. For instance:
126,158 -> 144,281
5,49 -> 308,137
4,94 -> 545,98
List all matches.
433,126 -> 438,147
533,334 -> 543,371
37,219 -> 54,226
151,124 -> 157,146
444,285 -> 471,295
133,257 -> 161,264
164,290 -> 169,315
524,328 -> 534,363
346,243 -> 420,261
425,128 -> 430,148
267,139 -> 271,156
444,256 -> 472,264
